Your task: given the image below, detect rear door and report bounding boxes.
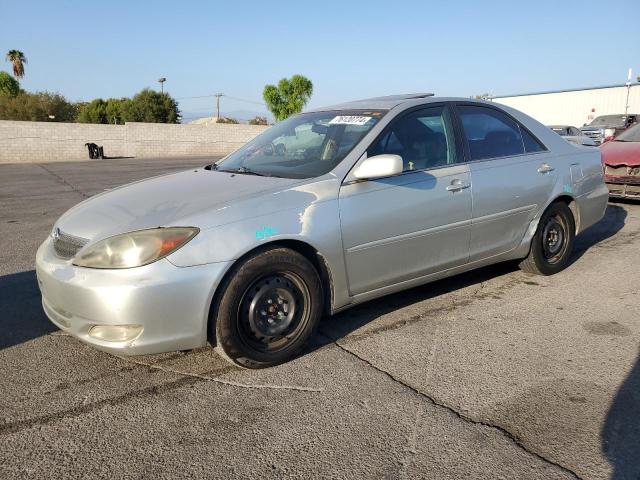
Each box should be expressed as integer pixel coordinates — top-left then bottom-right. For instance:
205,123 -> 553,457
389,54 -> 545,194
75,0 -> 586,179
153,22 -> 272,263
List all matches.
454,104 -> 556,261
339,104 -> 472,295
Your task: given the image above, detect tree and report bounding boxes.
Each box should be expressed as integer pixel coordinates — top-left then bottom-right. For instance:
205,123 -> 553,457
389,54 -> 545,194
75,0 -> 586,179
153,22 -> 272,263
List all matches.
120,89 -> 180,123
0,71 -> 20,97
77,98 -> 108,123
248,116 -> 268,125
76,90 -> 179,124
263,74 -> 313,121
77,97 -> 128,124
6,50 -> 27,78
0,91 -> 77,122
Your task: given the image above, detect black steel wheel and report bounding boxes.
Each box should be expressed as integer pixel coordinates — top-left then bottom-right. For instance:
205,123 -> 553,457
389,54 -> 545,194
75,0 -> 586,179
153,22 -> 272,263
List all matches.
211,247 -> 323,368
519,202 -> 575,275
238,272 -> 311,353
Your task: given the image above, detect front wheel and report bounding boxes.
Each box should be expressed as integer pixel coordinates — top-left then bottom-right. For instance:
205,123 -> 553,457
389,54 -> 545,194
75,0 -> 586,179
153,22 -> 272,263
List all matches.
519,202 -> 576,275
211,247 -> 323,368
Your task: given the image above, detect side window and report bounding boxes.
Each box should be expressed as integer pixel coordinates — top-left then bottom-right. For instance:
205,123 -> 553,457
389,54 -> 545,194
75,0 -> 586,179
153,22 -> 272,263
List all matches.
522,128 -> 546,152
368,106 -> 457,172
458,106 -> 525,160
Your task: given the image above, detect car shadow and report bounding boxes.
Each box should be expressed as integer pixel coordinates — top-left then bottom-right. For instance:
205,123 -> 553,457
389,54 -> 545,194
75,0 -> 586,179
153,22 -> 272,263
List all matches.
308,201 -> 628,353
309,261 -> 518,351
569,203 -> 626,264
0,270 -> 55,350
601,351 -> 640,479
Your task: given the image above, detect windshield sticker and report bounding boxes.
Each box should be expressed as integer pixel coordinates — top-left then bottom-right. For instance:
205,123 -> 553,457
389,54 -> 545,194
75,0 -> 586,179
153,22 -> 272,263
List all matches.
329,115 -> 372,126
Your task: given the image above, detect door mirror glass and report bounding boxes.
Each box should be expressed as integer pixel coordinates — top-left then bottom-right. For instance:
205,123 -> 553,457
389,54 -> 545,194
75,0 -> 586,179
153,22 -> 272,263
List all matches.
353,154 -> 403,180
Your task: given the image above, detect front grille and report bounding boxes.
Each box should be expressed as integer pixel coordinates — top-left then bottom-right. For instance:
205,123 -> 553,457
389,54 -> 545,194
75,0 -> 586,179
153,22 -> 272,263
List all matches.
582,130 -> 603,144
605,165 -> 640,177
52,229 -> 88,259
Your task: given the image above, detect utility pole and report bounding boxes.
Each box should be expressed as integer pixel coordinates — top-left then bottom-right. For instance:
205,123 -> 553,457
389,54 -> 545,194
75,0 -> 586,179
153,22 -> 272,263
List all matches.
624,68 -> 632,117
215,93 -> 224,120
158,77 -> 166,94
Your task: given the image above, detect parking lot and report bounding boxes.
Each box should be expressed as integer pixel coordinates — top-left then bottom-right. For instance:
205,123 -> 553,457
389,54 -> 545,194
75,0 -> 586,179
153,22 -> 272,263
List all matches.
0,157 -> 638,479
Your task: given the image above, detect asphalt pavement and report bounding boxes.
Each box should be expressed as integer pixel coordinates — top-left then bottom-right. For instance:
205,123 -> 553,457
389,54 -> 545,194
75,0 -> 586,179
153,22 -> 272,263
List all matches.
1,157 -> 638,479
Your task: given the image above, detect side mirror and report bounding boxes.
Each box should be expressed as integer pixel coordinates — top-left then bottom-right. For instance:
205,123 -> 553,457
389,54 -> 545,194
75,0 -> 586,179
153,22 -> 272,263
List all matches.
353,154 -> 403,180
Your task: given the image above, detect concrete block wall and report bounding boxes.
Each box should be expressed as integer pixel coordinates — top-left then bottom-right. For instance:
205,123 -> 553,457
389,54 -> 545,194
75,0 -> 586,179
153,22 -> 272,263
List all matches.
0,120 -> 268,164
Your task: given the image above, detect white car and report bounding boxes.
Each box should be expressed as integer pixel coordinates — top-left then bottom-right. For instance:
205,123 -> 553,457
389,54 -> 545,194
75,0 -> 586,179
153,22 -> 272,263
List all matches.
548,125 -> 597,146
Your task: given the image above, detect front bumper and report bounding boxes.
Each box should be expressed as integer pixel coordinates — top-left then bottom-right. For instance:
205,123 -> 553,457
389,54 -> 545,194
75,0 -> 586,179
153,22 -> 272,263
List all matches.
35,237 -> 231,355
605,174 -> 640,199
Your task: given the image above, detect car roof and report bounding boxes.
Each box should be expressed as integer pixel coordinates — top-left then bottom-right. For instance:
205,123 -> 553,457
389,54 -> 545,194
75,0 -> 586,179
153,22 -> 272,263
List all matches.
308,93 -> 492,112
548,125 -> 572,129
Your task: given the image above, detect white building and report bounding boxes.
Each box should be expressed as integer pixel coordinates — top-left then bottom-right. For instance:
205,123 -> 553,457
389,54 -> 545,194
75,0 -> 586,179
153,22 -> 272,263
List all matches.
490,83 -> 640,128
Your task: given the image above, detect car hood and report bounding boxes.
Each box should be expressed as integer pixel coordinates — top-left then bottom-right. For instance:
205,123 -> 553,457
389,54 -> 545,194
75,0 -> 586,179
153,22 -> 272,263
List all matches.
582,125 -> 622,131
601,141 -> 640,166
55,168 -> 302,241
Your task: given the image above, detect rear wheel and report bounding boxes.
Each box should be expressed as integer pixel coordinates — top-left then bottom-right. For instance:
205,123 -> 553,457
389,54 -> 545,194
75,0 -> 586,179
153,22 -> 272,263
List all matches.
211,247 -> 323,368
519,202 -> 575,275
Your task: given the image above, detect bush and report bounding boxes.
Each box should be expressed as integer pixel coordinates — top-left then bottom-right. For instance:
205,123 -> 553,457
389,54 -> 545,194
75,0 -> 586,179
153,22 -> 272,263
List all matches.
0,91 -> 77,121
248,116 -> 268,125
216,116 -> 239,124
0,71 -> 20,97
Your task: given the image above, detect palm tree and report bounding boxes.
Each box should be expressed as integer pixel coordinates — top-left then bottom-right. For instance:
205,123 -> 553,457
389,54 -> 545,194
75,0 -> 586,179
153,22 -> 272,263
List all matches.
6,50 -> 27,78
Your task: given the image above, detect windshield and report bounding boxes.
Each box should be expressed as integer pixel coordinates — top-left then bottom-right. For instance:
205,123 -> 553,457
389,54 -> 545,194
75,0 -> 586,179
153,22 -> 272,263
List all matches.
615,123 -> 640,142
587,115 -> 628,127
549,126 -> 569,136
215,110 -> 385,179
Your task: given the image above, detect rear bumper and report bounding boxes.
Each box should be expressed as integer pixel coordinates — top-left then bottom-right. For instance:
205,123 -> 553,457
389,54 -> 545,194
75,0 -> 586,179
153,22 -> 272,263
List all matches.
35,237 -> 231,355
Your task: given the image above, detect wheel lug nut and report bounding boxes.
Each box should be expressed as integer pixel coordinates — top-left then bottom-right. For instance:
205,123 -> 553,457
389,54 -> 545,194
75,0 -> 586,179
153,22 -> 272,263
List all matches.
267,299 -> 273,304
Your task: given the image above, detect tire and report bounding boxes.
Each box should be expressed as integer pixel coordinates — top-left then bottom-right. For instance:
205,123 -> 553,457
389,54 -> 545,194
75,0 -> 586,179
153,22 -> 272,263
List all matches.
211,247 -> 323,369
519,202 -> 575,275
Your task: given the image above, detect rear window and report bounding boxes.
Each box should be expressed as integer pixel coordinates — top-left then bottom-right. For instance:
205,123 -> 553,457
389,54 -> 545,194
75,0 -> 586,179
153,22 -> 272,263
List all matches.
588,115 -> 628,127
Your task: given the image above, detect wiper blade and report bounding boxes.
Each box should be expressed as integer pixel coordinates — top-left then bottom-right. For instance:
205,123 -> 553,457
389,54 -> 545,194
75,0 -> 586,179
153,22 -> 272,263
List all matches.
219,166 -> 274,177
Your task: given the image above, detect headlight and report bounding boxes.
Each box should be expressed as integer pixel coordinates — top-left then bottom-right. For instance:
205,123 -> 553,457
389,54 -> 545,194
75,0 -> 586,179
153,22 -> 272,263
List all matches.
604,128 -> 616,138
73,227 -> 199,269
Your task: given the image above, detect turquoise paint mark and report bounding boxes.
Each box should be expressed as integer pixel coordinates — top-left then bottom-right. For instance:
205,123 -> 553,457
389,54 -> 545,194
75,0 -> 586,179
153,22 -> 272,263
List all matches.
256,226 -> 279,239
563,184 -> 573,193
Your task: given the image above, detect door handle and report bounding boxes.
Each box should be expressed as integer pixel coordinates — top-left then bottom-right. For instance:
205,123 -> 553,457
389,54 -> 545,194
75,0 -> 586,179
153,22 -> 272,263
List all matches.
537,163 -> 555,174
446,179 -> 471,192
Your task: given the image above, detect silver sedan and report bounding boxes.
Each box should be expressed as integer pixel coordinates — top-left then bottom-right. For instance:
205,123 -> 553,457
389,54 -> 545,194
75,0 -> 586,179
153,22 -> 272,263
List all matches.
36,94 -> 609,368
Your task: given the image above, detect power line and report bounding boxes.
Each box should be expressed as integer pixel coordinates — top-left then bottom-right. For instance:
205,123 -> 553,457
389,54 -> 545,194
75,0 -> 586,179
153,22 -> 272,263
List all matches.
176,92 -> 266,106
224,95 -> 266,106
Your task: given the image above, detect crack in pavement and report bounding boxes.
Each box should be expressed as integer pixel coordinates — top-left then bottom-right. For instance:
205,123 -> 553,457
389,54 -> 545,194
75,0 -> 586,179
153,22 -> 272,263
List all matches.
117,356 -> 324,393
0,374 -> 203,436
0,356 -> 321,437
331,339 -> 583,480
34,163 -> 91,199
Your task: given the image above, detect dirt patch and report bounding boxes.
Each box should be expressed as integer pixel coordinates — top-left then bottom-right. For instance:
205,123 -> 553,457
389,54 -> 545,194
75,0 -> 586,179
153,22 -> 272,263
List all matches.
583,321 -> 631,337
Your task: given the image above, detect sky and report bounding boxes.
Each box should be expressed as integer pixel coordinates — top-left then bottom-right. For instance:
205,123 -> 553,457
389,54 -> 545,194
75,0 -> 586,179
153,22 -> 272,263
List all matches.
1,0 -> 639,121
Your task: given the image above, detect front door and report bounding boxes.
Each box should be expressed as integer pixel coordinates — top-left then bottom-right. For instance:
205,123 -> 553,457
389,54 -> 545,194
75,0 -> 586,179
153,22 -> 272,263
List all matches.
339,105 -> 472,295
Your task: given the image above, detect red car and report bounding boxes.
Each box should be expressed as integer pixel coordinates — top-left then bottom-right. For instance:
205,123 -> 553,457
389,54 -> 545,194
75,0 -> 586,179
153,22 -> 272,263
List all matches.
601,123 -> 640,199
